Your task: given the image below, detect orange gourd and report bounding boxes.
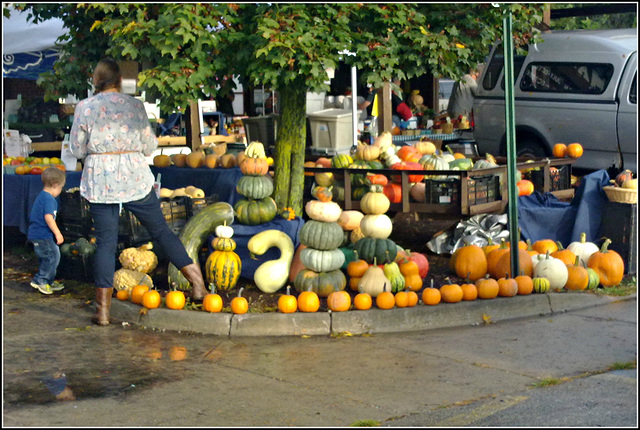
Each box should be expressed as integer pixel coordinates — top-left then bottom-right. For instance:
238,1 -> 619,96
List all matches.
399,257 -> 423,291
587,239 -> 624,287
475,275 -> 499,299
297,288 -> 320,312
566,143 -> 583,158
497,277 -> 518,297
116,289 -> 130,301
130,285 -> 150,304
514,273 -> 534,295
349,276 -> 362,292
277,286 -> 297,313
406,289 -> 419,307
347,250 -> 369,279
422,280 -> 441,305
231,288 -> 249,314
532,239 -> 558,255
565,256 -> 589,291
165,290 -> 186,310
483,237 -> 501,257
460,275 -> 478,301
492,248 -> 533,278
440,278 -> 463,303
327,289 -> 351,312
394,291 -> 410,308
450,243 -> 487,281
486,239 -> 510,277
141,290 -> 161,309
552,143 -> 567,158
354,293 -> 373,310
551,242 -> 577,265
376,285 -> 395,310
525,239 -> 539,259
203,290 -> 224,313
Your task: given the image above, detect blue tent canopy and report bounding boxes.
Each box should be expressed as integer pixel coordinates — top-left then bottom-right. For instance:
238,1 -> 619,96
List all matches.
2,7 -> 67,80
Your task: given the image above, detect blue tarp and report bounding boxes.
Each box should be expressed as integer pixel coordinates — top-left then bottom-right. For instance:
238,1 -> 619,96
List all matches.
518,169 -> 611,248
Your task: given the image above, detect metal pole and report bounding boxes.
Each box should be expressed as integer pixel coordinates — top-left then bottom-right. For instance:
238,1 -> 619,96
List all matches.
351,65 -> 358,149
503,11 -> 520,277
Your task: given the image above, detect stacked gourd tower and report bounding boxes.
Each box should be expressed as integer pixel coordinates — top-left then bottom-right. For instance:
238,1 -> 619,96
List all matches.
294,186 -> 347,298
354,185 -> 402,297
204,222 -> 241,292
234,141 -> 277,225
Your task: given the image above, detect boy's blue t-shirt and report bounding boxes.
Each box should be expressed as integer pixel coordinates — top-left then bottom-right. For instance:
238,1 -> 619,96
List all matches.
27,191 -> 58,241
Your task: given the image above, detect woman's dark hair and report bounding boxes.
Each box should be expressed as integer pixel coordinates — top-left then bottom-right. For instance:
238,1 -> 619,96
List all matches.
93,58 -> 122,93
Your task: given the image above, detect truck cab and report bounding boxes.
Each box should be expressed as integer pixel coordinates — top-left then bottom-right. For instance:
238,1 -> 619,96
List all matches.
473,28 -> 637,173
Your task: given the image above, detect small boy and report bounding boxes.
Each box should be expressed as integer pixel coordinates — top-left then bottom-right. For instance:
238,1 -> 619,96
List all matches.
27,167 -> 66,294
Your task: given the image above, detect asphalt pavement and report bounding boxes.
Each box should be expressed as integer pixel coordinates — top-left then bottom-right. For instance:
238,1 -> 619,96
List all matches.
2,277 -> 637,427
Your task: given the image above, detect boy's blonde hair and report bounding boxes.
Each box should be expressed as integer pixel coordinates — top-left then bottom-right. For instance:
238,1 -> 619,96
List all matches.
41,167 -> 66,187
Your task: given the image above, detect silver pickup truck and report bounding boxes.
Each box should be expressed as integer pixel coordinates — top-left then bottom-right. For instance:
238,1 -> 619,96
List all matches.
473,28 -> 637,174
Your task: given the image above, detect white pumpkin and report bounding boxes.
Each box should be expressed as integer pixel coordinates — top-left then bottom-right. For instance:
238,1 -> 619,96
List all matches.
359,214 -> 393,239
567,233 -> 600,268
357,264 -> 391,298
533,254 -> 569,291
384,154 -> 402,167
215,223 -> 234,239
305,200 -> 342,223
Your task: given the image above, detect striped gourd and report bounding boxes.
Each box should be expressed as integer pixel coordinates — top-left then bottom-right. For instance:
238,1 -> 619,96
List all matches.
205,250 -> 242,291
532,277 -> 550,293
234,197 -> 277,225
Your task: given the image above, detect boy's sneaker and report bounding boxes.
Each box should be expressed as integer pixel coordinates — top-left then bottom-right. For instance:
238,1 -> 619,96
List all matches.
50,281 -> 65,291
30,282 -> 54,295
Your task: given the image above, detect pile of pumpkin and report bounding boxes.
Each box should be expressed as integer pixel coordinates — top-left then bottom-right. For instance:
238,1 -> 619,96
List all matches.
442,234 -> 625,304
305,132 -> 506,205
152,141 -> 274,170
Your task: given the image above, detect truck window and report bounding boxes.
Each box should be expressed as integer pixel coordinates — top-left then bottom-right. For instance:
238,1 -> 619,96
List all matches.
630,71 -> 637,104
520,62 -> 614,94
483,42 -> 528,91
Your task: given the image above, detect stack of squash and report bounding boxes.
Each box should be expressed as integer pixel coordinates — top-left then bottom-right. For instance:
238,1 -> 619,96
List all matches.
204,222 -> 241,291
294,186 -> 347,297
233,141 -> 277,225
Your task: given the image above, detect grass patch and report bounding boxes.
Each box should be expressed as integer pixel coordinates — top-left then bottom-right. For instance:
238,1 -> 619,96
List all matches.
608,360 -> 637,371
350,420 -> 381,427
589,276 -> 636,296
530,377 -> 562,388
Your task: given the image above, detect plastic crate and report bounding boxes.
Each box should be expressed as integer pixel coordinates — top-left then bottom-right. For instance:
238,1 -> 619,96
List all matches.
529,163 -> 571,192
188,195 -> 219,218
58,254 -> 94,282
467,175 -> 500,205
58,190 -> 91,221
425,178 -> 460,205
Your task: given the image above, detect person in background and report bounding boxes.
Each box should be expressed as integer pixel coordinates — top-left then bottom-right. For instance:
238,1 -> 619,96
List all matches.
69,58 -> 208,326
27,166 -> 67,295
447,65 -> 482,119
359,79 -> 413,124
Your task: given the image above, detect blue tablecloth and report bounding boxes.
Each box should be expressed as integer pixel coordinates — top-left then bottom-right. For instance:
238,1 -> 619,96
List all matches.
518,169 -> 611,247
3,171 -> 82,235
4,166 -> 244,235
207,216 -> 305,280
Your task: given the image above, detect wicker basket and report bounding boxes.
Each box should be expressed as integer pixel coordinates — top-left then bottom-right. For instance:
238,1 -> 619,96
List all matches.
603,186 -> 637,204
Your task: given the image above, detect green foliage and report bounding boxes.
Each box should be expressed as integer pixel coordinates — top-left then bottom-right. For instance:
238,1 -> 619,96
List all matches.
550,4 -> 637,30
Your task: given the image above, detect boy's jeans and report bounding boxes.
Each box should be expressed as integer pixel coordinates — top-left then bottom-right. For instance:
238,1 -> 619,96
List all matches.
31,238 -> 60,286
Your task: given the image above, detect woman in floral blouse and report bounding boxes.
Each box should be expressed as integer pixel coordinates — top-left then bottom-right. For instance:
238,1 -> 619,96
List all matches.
69,58 -> 208,326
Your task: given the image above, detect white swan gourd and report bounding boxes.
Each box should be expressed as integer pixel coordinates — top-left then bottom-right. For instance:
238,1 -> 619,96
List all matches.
247,229 -> 295,293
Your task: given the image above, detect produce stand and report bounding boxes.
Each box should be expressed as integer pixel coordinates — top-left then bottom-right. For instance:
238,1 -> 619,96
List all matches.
304,157 -> 576,218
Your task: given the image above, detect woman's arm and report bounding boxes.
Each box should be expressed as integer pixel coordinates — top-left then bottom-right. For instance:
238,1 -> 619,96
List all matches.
68,101 -> 88,159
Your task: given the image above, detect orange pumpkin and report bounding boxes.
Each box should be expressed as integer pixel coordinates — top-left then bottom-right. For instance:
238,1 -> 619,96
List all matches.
552,143 -> 567,158
240,157 -> 269,176
475,275 -> 499,299
327,290 -> 351,312
525,239 -> 539,259
376,286 -> 395,310
130,285 -> 150,304
422,281 -> 441,305
551,242 -> 577,265
406,290 -> 419,307
566,143 -> 583,158
166,290 -> 186,310
497,277 -> 518,297
203,292 -> 224,313
587,239 -> 624,287
460,280 -> 478,301
141,290 -> 161,309
450,243 -> 487,281
297,289 -> 320,312
354,293 -> 373,310
277,286 -> 297,313
486,240 -> 510,276
492,248 -> 533,278
532,239 -> 558,255
396,145 -> 421,162
483,238 -> 501,257
514,273 -> 534,295
230,287 -> 249,314
116,289 -> 130,301
440,278 -> 463,303
565,256 -> 589,291
394,291 -> 410,308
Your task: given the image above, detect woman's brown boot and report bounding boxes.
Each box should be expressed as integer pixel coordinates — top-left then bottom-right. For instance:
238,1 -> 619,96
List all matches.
180,263 -> 208,301
91,287 -> 113,326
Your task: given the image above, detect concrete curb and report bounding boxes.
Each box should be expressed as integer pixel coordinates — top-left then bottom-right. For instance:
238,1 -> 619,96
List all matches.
110,292 -> 637,337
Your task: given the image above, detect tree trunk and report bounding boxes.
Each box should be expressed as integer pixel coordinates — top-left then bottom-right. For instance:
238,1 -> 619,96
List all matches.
273,80 -> 307,217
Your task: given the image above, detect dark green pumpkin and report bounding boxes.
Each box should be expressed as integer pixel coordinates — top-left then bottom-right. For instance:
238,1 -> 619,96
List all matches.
233,197 -> 277,225
236,175 -> 274,199
331,154 -> 353,168
354,237 -> 398,264
294,269 -> 347,297
339,245 -> 356,270
352,185 -> 369,200
367,160 -> 384,170
299,220 -> 345,250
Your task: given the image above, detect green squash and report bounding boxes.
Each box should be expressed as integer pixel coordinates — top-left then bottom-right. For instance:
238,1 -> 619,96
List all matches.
383,261 -> 405,293
236,175 -> 274,200
355,237 -> 398,264
294,269 -> 347,297
532,277 -> 550,293
367,160 -> 385,170
299,220 -> 345,250
338,245 -> 356,270
586,267 -> 600,290
168,202 -> 235,290
234,197 -> 277,225
204,250 -> 242,291
449,158 -> 474,170
331,154 -> 353,168
300,248 -> 345,273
